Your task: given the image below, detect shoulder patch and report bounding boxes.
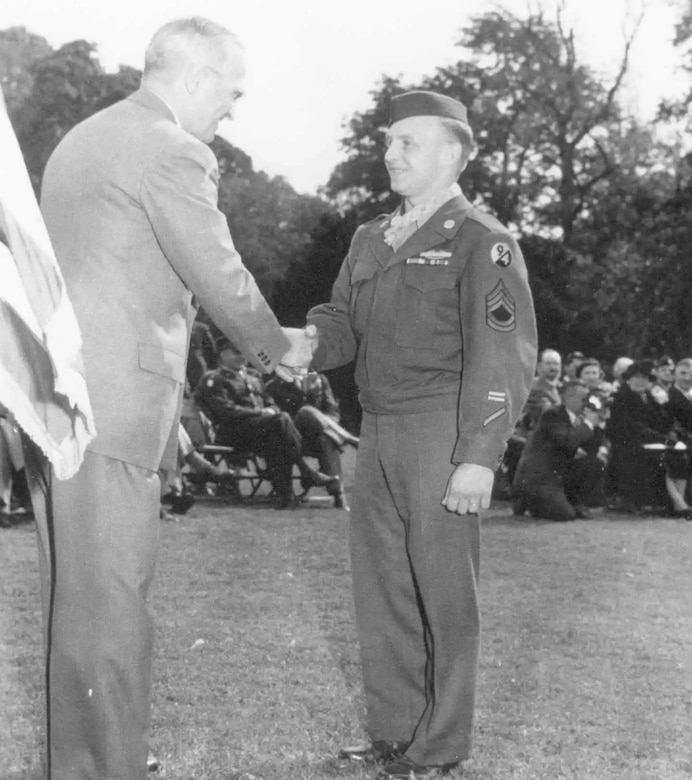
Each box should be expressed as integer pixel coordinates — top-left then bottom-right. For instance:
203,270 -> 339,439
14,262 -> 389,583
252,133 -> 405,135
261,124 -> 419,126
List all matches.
490,241 -> 513,268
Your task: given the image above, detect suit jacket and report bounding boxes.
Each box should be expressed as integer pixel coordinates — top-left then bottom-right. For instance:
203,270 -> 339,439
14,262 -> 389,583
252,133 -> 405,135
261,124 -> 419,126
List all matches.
606,385 -> 670,456
308,193 -> 537,470
41,88 -> 289,471
513,404 -> 594,488
666,386 -> 692,440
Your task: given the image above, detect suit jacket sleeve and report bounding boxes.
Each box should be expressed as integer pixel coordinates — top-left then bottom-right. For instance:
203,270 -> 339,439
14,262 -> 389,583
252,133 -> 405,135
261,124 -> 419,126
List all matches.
140,137 -> 289,374
541,408 -> 594,454
452,230 -> 538,469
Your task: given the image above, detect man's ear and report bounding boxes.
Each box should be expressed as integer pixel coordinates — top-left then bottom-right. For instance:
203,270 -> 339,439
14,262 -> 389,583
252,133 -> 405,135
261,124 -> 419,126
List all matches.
442,141 -> 463,167
184,64 -> 203,95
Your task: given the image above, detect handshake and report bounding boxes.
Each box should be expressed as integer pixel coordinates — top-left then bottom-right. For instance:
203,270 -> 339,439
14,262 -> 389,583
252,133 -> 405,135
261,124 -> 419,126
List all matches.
276,325 -> 319,382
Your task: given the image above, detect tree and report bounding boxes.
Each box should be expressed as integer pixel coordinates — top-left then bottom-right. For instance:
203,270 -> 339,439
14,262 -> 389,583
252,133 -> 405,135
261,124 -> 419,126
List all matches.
8,39 -> 140,190
0,26 -> 52,120
327,7 -> 641,247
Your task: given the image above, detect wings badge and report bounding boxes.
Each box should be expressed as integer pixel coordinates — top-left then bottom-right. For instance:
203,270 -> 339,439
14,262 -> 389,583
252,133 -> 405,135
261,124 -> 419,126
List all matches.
485,281 -> 516,332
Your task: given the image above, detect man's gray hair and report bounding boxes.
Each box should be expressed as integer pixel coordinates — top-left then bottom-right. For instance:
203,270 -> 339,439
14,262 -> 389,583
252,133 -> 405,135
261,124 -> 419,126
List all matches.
440,117 -> 478,173
143,17 -> 241,77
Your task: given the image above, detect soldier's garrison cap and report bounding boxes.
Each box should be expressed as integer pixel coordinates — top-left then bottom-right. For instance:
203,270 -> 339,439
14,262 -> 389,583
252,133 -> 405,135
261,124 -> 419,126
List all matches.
216,335 -> 237,353
389,90 -> 468,126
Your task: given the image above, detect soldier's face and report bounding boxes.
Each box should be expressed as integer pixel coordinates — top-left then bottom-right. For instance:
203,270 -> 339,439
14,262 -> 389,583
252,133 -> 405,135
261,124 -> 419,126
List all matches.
384,116 -> 458,205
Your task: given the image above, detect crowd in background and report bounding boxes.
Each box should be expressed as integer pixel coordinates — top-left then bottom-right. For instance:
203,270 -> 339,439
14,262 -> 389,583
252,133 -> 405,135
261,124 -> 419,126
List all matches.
5,331 -> 692,523
503,349 -> 692,521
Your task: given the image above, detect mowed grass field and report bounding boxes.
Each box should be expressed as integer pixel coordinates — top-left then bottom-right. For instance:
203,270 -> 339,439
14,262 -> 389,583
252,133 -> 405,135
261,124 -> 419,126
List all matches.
1,450 -> 691,779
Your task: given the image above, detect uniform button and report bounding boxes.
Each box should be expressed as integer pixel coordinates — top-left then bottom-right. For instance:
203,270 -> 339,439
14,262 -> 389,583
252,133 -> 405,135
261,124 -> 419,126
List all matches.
443,219 -> 455,229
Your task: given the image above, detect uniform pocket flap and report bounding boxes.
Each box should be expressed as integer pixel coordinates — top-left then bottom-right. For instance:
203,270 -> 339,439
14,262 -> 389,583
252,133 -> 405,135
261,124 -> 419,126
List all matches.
351,260 -> 378,284
403,265 -> 458,293
138,343 -> 186,383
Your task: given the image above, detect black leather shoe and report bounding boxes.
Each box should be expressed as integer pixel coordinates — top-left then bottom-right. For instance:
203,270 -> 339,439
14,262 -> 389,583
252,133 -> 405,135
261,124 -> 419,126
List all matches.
338,740 -> 408,764
147,754 -> 160,772
300,471 -> 339,492
333,492 -> 350,511
378,755 -> 458,778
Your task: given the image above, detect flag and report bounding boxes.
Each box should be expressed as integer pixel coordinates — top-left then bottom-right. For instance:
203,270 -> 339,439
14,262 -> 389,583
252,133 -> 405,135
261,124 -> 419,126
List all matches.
0,89 -> 96,479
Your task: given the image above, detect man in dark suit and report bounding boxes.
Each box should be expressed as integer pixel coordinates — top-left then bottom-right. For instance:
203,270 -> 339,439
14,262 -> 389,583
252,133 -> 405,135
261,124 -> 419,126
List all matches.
667,358 -> 692,433
512,381 -> 605,520
26,18 -> 308,780
308,91 -> 537,778
522,348 -> 562,430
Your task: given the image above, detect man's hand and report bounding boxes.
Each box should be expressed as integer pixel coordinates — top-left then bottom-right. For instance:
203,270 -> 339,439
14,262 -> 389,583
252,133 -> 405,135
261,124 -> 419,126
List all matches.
277,326 -> 318,381
441,463 -> 494,515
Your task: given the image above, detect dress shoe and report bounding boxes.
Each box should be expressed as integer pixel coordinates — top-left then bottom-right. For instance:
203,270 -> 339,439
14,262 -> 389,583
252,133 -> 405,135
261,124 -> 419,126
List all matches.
672,507 -> 692,520
512,496 -> 527,516
338,740 -> 408,764
146,754 -> 160,772
333,491 -> 350,511
170,492 -> 196,514
378,754 -> 458,778
300,470 -> 339,492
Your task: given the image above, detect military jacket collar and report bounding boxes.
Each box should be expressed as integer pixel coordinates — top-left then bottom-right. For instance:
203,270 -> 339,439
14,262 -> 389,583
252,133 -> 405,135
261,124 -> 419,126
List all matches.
365,193 -> 475,270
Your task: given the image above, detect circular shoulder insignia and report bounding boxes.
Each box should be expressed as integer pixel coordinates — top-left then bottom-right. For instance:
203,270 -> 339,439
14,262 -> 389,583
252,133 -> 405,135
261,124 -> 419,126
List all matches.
490,241 -> 513,268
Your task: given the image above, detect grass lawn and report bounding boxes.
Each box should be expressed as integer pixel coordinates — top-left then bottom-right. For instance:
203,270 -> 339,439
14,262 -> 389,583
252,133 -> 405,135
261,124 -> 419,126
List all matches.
1,452 -> 691,779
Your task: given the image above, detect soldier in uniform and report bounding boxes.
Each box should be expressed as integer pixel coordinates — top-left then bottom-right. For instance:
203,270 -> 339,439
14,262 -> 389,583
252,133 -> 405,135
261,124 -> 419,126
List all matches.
265,372 -> 358,509
196,337 -> 338,508
307,91 -> 537,778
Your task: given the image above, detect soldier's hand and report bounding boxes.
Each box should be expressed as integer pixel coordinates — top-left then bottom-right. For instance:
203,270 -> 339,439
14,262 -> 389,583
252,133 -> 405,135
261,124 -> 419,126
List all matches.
442,463 -> 494,515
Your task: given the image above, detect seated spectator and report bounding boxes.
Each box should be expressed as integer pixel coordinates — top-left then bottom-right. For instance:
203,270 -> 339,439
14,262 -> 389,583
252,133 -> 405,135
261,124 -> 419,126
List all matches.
576,358 -> 608,392
160,424 -> 238,519
563,351 -> 585,382
265,373 -> 356,509
0,407 -> 31,524
611,356 -> 634,392
512,380 -> 607,521
663,358 -> 692,519
606,360 -> 672,513
522,348 -> 563,431
651,355 -> 676,404
186,316 -> 219,392
195,337 -> 339,509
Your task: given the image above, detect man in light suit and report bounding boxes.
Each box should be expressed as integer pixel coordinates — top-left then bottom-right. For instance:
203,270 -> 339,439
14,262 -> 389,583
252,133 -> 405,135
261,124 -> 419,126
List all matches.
27,18 -> 306,780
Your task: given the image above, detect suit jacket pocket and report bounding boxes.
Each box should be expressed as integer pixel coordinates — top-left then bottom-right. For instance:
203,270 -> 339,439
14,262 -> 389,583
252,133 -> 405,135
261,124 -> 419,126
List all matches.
138,343 -> 186,383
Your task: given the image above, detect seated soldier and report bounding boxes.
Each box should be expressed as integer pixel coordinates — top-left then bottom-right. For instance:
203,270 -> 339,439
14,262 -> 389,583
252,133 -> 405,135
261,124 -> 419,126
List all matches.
265,373 -> 357,510
512,380 -> 607,521
195,337 -> 339,509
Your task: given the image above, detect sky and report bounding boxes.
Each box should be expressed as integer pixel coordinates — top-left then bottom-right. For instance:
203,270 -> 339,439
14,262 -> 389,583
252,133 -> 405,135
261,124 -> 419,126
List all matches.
2,0 -> 687,193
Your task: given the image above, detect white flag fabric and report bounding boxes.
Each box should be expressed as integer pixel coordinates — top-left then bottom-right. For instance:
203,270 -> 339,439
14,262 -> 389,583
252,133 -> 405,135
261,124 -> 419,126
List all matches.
0,89 -> 96,479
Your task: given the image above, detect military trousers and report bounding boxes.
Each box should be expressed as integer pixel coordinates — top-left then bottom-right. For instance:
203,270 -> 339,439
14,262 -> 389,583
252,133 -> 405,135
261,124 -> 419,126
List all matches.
350,410 -> 480,766
26,447 -> 160,780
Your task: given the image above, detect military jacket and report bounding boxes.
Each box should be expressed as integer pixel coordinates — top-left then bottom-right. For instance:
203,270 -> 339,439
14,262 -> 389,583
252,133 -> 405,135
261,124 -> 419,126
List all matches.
307,193 -> 537,469
195,366 -> 269,427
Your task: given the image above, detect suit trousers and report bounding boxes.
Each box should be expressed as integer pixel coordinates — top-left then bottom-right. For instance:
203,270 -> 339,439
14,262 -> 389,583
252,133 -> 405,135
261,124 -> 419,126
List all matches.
26,447 -> 160,780
350,410 -> 480,766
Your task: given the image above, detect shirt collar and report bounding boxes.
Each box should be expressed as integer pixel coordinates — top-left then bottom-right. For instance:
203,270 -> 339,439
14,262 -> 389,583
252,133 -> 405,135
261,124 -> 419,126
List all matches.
146,88 -> 181,126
